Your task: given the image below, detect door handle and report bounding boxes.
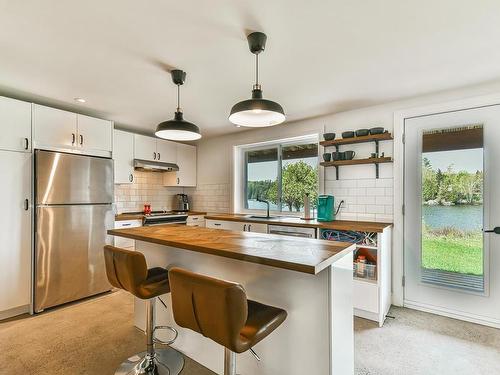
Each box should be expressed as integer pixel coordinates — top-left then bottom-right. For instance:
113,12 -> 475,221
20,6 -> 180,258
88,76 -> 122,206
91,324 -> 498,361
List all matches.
72,133 -> 76,145
24,199 -> 29,211
153,152 -> 157,160
24,138 -> 29,150
80,134 -> 84,145
484,227 -> 500,234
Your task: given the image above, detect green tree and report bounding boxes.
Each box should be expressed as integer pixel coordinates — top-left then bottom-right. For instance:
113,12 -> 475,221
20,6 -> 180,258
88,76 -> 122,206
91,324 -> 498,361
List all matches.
267,161 -> 318,211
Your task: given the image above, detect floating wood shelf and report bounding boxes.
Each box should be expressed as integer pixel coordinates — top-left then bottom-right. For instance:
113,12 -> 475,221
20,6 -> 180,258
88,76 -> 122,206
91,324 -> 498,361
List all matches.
320,132 -> 393,147
320,132 -> 393,179
320,157 -> 393,179
320,157 -> 392,167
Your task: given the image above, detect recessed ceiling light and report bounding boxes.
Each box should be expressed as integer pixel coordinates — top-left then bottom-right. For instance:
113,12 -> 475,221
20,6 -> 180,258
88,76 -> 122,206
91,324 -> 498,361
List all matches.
74,97 -> 86,103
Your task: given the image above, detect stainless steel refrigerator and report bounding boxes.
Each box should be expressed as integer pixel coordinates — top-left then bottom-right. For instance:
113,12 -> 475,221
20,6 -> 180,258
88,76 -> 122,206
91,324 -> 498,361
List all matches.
34,150 -> 114,312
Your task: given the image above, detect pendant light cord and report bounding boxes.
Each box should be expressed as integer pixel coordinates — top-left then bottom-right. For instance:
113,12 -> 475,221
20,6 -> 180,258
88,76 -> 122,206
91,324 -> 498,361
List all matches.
255,54 -> 259,87
176,84 -> 181,112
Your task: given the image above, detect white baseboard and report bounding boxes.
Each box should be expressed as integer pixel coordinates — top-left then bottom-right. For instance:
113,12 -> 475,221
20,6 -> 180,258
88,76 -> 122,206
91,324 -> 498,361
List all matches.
0,304 -> 29,321
404,300 -> 500,329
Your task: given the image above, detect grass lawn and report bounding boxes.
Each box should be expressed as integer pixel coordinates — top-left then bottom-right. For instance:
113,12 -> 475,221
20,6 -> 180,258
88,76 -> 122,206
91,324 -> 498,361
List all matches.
422,232 -> 483,275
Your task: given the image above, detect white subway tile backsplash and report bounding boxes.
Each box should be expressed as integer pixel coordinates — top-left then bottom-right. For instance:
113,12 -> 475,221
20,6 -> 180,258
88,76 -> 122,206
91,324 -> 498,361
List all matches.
366,187 -> 386,196
339,179 -> 357,188
375,214 -> 393,223
375,179 -> 393,188
375,196 -> 393,205
385,187 -> 394,196
366,204 -> 385,214
357,213 -> 376,221
349,188 -> 366,196
356,179 -> 376,188
357,196 -> 376,205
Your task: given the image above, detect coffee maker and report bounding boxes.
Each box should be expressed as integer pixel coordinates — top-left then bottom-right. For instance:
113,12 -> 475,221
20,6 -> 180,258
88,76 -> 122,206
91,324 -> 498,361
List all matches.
173,194 -> 189,212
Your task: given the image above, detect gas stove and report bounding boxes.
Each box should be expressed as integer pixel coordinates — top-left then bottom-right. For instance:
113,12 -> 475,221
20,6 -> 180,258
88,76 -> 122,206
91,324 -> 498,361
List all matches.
142,211 -> 188,226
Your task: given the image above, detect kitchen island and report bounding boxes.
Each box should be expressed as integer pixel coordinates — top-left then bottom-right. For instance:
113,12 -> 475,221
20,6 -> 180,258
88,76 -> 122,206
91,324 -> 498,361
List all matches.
108,225 -> 355,375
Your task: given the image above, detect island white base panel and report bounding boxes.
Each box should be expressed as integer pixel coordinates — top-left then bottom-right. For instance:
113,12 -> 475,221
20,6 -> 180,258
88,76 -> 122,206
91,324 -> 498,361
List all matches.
134,241 -> 354,375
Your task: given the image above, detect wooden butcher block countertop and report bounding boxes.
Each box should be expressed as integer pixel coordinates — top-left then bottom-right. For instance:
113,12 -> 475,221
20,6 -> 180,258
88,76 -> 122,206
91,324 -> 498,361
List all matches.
204,213 -> 392,233
108,225 -> 355,275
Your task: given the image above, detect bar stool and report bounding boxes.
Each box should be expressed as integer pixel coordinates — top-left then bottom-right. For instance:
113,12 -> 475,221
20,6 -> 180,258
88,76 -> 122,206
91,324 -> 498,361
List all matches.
103,245 -> 184,375
168,267 -> 287,375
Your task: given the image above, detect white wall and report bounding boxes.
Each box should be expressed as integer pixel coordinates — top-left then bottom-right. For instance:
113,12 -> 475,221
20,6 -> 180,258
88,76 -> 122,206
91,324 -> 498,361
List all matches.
192,80 -> 500,220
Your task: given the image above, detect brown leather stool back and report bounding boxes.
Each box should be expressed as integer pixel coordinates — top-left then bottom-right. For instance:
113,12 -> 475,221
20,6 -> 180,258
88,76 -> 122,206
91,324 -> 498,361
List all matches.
168,267 -> 248,352
103,245 -> 169,300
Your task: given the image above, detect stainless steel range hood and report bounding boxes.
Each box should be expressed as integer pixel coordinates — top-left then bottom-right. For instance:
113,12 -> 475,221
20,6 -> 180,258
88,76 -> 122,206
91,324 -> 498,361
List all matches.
134,159 -> 179,172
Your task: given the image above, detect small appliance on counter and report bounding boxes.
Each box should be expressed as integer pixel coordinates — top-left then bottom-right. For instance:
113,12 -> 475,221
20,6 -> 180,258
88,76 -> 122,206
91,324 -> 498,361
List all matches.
317,195 -> 335,221
173,193 -> 189,212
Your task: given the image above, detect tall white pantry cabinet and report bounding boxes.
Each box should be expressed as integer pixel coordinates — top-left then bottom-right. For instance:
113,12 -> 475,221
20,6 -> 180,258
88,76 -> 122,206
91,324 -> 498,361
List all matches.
0,96 -> 32,319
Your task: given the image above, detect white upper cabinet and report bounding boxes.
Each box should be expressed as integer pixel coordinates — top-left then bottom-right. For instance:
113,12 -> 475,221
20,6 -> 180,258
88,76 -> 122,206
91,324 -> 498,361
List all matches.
134,134 -> 177,163
0,96 -> 32,152
77,114 -> 112,155
134,134 -> 158,161
33,104 -> 112,157
113,130 -> 135,184
163,142 -> 197,187
156,139 -> 176,163
33,104 -> 77,151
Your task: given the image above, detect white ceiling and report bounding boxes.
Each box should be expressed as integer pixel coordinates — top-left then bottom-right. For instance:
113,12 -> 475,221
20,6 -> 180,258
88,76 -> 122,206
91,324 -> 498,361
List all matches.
1,0 -> 500,138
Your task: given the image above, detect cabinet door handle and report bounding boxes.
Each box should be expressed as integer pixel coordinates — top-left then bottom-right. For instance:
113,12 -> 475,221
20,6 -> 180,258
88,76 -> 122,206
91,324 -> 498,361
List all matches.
158,153 -> 160,160
177,177 -> 180,185
243,224 -> 247,231
72,133 -> 76,145
80,134 -> 84,145
484,227 -> 500,234
121,223 -> 132,227
153,152 -> 157,160
24,138 -> 29,150
248,224 -> 252,231
214,223 -> 221,226
129,174 -> 134,182
24,199 -> 29,211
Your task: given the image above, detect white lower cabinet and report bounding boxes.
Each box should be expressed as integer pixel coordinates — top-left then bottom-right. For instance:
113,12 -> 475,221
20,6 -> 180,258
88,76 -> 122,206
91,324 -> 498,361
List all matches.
205,219 -> 267,233
186,215 -> 205,227
114,220 -> 142,249
0,151 -> 31,319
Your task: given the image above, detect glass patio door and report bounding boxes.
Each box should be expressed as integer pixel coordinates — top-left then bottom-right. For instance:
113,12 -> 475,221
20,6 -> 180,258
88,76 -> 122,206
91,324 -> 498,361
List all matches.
404,105 -> 500,327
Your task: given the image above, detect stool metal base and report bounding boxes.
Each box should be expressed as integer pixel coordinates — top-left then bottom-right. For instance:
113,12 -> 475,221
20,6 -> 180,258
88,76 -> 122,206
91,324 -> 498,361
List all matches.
115,348 -> 184,375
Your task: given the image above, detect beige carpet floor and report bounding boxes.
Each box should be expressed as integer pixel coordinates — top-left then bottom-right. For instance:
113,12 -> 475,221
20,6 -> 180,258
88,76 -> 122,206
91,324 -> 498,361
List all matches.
1,291 -> 499,374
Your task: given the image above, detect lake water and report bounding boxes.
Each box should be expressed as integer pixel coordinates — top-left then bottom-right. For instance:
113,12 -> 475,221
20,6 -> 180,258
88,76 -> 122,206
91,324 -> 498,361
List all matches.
423,205 -> 483,231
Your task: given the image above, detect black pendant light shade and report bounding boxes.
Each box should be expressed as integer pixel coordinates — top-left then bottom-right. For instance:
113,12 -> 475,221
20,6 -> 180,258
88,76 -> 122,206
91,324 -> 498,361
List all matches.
229,32 -> 285,127
155,69 -> 201,141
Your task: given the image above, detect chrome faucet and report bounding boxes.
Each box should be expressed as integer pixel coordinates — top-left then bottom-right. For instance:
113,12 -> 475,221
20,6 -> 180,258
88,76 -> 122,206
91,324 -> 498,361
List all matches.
257,197 -> 271,218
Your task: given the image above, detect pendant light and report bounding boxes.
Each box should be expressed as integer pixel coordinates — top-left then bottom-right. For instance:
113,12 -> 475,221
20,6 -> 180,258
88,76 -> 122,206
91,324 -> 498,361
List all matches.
155,69 -> 201,141
229,32 -> 285,127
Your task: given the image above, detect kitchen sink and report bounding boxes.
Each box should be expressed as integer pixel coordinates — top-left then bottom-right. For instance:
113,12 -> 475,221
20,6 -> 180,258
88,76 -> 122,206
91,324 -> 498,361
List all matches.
247,215 -> 278,220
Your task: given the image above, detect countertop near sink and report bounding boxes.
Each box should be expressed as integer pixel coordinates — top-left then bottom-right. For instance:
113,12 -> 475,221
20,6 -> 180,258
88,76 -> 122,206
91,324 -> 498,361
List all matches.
204,213 -> 392,233
115,211 -> 207,221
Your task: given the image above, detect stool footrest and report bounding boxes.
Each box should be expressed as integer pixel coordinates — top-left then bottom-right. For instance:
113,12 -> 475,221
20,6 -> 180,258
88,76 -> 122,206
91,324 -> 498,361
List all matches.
153,325 -> 179,346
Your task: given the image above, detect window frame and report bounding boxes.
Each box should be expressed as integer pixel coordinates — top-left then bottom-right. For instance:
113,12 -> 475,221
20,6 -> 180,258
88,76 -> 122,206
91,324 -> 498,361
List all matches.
235,134 -> 319,216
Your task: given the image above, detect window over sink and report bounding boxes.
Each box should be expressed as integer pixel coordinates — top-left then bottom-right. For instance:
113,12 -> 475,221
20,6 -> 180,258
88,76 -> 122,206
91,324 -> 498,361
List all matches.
235,135 -> 319,214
